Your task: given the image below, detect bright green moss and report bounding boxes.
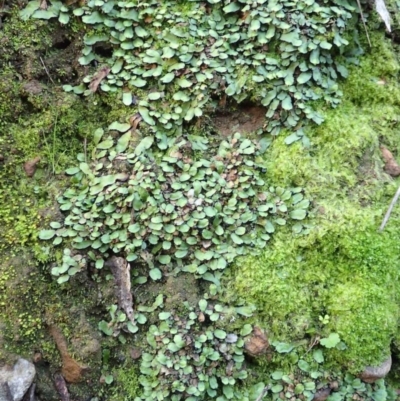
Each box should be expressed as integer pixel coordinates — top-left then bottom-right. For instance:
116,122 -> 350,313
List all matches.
232,224 -> 400,372
109,366 -> 141,401
229,31 -> 400,373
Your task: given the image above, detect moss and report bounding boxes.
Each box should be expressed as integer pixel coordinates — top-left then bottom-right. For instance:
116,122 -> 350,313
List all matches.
229,30 -> 400,373
109,365 -> 141,400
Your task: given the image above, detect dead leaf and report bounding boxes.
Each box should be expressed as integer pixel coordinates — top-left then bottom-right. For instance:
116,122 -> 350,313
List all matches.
89,66 -> 111,93
39,0 -> 47,9
105,256 -> 135,324
244,326 -> 269,357
24,156 -> 40,177
49,325 -> 88,383
381,146 -> 400,177
129,113 -> 142,130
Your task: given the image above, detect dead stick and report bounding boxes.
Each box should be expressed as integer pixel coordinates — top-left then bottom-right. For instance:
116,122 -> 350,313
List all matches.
379,184 -> 400,231
39,56 -> 56,85
356,0 -> 372,47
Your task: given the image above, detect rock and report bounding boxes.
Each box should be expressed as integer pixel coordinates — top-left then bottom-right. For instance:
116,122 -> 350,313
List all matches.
313,388 -> 331,401
0,358 -> 36,401
53,374 -> 70,401
0,383 -> 13,401
21,384 -> 35,401
23,157 -> 40,177
22,80 -> 43,96
359,355 -> 392,383
244,326 -> 269,357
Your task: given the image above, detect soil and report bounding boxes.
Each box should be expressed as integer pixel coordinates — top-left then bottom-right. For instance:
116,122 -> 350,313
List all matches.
213,105 -> 266,137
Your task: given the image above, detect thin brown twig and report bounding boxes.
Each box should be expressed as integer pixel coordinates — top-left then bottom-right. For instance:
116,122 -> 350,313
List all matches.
356,0 -> 372,47
379,184 -> 400,231
39,56 -> 56,85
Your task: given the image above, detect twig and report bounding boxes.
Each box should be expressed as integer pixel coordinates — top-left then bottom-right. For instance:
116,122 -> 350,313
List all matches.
39,56 -> 56,85
379,184 -> 400,231
356,0 -> 372,47
255,386 -> 270,401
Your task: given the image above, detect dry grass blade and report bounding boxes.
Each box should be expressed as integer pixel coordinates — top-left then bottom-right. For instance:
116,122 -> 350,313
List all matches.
356,0 -> 371,47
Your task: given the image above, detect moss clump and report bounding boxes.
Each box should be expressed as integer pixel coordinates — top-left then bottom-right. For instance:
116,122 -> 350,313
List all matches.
232,223 -> 400,372
109,365 -> 141,400
230,30 -> 400,373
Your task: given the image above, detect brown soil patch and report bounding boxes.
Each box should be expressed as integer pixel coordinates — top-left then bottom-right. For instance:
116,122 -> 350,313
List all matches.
213,106 -> 266,137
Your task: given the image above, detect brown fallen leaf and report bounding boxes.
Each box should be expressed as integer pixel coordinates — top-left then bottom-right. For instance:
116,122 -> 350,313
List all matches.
49,325 -> 88,383
24,156 -> 40,177
39,0 -> 47,9
244,326 -> 269,357
381,146 -> 400,177
89,66 -> 111,93
129,113 -> 142,130
105,256 -> 135,324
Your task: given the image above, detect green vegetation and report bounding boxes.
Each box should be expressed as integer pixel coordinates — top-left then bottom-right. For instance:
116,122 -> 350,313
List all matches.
2,0 -> 400,399
39,130 -> 309,288
138,305 -> 250,401
256,345 -> 398,401
230,30 -> 400,373
25,0 -> 357,141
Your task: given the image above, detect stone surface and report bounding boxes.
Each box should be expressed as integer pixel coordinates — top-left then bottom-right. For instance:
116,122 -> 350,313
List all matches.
359,355 -> 392,383
0,358 -> 36,401
244,326 -> 269,357
313,388 -> 331,401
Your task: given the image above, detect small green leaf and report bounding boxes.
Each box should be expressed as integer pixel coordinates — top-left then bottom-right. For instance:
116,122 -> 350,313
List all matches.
313,349 -> 324,363
98,320 -> 113,336
135,136 -> 154,155
271,384 -> 283,393
199,299 -> 207,311
150,268 -> 162,281
58,13 -> 70,24
122,92 -> 133,106
158,255 -> 171,265
39,230 -> 56,240
65,167 -> 80,175
274,342 -> 294,353
297,72 -> 312,84
159,312 -> 171,320
214,329 -> 226,339
290,209 -> 307,220
320,333 -> 340,348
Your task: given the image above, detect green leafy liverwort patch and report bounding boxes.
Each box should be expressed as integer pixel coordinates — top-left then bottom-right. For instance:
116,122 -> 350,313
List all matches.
137,304 -> 251,401
39,127 -> 310,284
23,0 -> 357,141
